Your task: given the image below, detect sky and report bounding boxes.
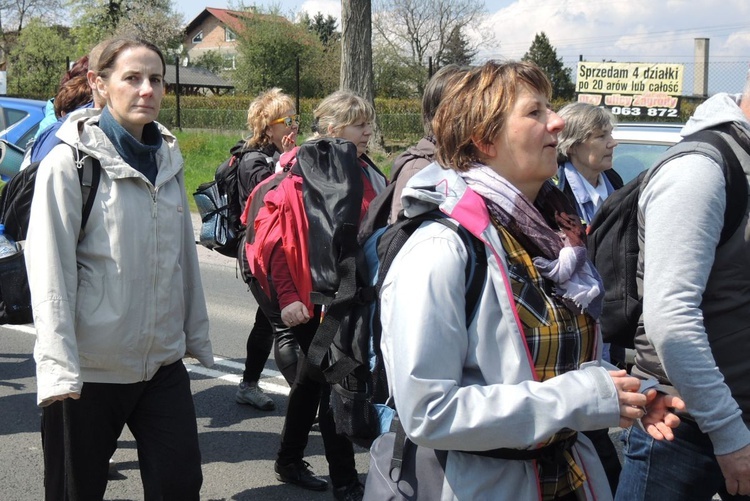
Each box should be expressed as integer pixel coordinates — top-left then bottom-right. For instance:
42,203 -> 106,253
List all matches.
174,0 -> 750,94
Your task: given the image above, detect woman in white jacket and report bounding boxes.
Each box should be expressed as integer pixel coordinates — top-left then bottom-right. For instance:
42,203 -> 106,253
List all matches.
26,37 -> 213,500
373,61 -> 682,500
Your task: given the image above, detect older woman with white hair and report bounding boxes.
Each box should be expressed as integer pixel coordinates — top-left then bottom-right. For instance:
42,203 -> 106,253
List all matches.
555,102 -> 622,226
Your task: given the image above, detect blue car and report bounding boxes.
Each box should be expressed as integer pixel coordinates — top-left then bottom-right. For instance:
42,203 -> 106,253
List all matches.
0,97 -> 47,149
0,97 -> 47,179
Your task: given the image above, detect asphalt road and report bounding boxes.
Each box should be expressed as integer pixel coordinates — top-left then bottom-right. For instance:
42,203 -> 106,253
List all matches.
0,213 -> 370,500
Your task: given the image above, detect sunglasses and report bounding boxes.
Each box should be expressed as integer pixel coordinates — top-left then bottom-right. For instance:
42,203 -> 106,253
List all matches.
270,115 -> 300,127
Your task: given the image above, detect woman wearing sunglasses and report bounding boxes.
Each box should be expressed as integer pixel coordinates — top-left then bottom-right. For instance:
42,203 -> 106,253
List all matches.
234,88 -> 302,412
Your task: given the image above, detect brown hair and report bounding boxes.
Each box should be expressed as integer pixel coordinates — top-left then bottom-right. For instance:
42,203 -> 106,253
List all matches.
421,64 -> 468,136
59,55 -> 89,87
433,60 -> 552,172
54,75 -> 92,118
97,37 -> 166,81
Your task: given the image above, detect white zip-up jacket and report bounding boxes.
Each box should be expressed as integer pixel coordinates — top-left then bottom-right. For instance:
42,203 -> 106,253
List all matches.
379,162 -> 619,500
26,108 -> 213,406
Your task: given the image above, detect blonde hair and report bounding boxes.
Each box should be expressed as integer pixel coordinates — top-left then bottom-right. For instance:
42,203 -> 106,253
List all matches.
245,88 -> 296,148
433,60 -> 552,172
312,90 -> 375,137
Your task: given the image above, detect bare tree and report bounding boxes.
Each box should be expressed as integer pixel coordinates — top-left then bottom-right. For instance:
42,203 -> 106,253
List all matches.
67,0 -> 184,53
373,0 -> 486,94
5,0 -> 63,32
340,0 -> 384,149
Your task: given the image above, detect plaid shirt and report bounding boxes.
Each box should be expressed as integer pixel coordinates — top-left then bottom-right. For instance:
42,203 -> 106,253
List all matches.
497,224 -> 597,500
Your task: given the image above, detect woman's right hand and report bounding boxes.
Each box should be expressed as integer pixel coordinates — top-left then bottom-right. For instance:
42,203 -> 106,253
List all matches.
609,369 -> 648,428
41,392 -> 80,406
281,300 -> 310,327
281,130 -> 297,152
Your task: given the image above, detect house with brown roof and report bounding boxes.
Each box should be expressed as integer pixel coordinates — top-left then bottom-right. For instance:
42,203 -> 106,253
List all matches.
183,7 -> 253,71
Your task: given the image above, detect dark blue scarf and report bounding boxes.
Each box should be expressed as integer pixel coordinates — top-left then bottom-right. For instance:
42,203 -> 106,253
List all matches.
98,106 -> 162,185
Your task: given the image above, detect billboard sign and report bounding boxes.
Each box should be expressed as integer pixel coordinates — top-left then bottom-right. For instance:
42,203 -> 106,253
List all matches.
575,62 -> 684,118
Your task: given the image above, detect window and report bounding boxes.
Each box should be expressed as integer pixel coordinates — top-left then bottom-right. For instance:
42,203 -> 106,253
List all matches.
192,31 -> 203,43
223,54 -> 236,70
225,28 -> 236,42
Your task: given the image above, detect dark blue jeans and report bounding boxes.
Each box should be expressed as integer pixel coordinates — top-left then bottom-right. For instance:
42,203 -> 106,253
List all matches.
617,420 -> 750,501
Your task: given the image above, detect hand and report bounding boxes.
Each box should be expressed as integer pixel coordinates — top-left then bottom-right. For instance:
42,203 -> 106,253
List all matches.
281,301 -> 310,327
717,444 -> 750,496
281,131 -> 297,152
640,390 -> 685,440
609,370 -> 648,428
42,392 -> 80,406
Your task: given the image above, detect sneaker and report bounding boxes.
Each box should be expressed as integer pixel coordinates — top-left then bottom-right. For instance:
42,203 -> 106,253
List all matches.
333,480 -> 364,501
274,460 -> 328,491
235,381 -> 275,410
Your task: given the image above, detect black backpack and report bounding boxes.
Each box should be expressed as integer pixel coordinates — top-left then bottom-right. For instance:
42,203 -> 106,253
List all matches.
0,150 -> 101,324
297,138 -> 486,447
309,211 -> 486,448
194,148 -> 273,257
356,143 -> 432,242
587,123 -> 749,348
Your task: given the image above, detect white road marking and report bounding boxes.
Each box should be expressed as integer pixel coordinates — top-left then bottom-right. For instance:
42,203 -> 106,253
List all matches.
185,357 -> 290,396
4,324 -> 290,396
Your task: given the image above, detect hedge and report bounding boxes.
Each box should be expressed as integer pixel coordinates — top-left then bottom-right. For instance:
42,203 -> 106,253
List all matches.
158,94 -> 696,139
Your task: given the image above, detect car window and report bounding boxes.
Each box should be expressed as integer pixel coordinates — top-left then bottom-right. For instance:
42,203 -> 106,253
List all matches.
4,107 -> 28,128
17,124 -> 38,150
613,142 -> 671,183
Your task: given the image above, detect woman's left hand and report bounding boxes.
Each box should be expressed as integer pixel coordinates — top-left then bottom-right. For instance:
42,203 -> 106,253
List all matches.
281,300 -> 310,327
609,369 -> 649,428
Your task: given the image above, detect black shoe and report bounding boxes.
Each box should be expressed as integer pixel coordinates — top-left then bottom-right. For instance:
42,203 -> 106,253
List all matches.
333,480 -> 364,501
274,460 -> 328,491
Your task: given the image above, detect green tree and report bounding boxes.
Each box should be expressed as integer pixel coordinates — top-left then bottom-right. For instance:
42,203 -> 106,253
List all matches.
522,32 -> 575,100
233,11 -> 337,98
7,19 -> 70,97
300,11 -> 339,48
439,26 -> 476,67
373,44 -> 414,98
190,50 -> 224,75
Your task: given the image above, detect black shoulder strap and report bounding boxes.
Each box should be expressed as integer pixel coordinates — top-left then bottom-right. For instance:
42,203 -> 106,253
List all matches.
76,153 -> 101,240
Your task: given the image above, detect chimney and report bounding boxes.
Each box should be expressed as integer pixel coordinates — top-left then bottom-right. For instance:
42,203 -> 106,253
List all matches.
693,38 -> 709,97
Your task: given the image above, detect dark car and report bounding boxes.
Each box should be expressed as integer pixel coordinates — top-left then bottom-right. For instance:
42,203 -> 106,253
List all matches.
612,123 -> 683,183
0,97 -> 48,150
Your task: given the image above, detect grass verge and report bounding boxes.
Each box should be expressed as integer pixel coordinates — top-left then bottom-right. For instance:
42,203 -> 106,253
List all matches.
177,129 -> 414,211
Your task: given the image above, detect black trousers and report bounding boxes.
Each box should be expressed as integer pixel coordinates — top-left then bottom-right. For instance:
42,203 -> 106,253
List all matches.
242,306 -> 301,386
248,278 -> 357,487
276,310 -> 359,489
41,360 -> 202,501
246,280 -> 301,387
